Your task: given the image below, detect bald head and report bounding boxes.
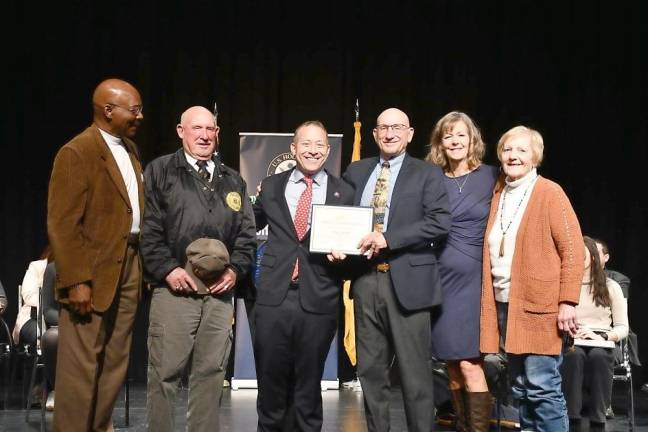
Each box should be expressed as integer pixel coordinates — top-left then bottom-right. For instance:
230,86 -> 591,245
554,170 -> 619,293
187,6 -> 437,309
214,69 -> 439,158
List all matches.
92,79 -> 140,108
92,78 -> 143,138
180,106 -> 216,127
373,107 -> 413,159
177,106 -> 219,161
377,108 -> 410,127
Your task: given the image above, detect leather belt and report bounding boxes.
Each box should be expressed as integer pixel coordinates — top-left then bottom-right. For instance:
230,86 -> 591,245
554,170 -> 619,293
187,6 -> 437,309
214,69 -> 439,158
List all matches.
127,233 -> 140,247
375,262 -> 390,272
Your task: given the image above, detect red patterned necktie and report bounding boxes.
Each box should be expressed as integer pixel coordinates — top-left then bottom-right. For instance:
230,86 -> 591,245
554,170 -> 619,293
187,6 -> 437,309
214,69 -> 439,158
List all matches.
292,175 -> 313,280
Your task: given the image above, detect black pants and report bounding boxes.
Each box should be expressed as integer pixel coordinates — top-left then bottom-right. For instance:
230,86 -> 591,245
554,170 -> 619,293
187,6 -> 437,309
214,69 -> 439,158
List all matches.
42,327 -> 58,389
254,287 -> 337,432
18,319 -> 37,345
353,271 -> 435,432
561,345 -> 614,424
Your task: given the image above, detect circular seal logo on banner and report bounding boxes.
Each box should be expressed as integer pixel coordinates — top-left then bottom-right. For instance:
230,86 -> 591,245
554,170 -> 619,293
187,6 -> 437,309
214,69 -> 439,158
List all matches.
226,192 -> 242,212
267,152 -> 296,176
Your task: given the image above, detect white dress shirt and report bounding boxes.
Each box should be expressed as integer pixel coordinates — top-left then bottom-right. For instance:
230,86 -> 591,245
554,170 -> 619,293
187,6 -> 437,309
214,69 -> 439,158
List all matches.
98,128 -> 141,234
184,152 -> 216,179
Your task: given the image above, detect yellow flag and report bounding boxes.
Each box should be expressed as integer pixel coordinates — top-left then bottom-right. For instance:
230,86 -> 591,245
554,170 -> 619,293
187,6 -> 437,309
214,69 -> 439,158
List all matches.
343,118 -> 362,366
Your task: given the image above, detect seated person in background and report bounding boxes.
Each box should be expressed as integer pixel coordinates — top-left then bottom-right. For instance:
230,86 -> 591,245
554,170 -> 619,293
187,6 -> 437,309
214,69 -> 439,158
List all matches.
593,237 -> 639,416
0,280 -> 7,315
593,238 -> 630,297
41,262 -> 59,410
13,246 -> 53,345
561,236 -> 628,432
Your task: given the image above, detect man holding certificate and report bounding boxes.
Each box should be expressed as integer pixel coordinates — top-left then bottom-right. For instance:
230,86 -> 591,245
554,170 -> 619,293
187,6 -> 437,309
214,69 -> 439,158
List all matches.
252,120 -> 354,432
343,108 -> 451,432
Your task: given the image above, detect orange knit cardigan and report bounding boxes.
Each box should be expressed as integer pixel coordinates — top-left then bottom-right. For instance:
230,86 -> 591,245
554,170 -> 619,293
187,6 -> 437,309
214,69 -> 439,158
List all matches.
480,176 -> 585,355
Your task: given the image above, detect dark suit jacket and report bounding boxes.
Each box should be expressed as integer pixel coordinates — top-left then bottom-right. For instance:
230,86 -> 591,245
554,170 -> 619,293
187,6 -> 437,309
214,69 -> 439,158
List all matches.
48,125 -> 144,312
343,153 -> 451,311
253,169 -> 354,314
606,268 -> 630,299
605,268 -> 641,365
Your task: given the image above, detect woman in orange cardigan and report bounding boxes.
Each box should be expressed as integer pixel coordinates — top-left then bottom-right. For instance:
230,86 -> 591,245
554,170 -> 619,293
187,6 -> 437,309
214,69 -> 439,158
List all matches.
480,126 -> 585,432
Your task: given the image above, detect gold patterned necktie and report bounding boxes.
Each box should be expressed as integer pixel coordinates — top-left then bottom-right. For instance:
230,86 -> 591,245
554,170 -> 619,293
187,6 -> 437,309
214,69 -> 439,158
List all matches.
371,161 -> 390,233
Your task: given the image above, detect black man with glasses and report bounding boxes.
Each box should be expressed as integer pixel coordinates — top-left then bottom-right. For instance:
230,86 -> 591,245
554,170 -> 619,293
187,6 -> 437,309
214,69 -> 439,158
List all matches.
48,78 -> 144,432
343,108 -> 451,432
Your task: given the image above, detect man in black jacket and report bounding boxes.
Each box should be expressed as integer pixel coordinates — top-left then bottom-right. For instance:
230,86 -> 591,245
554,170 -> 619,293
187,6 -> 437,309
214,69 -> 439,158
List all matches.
253,121 -> 354,432
141,106 -> 256,432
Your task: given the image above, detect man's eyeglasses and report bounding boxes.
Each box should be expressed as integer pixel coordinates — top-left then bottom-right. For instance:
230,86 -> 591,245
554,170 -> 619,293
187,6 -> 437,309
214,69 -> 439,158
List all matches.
375,124 -> 410,133
108,103 -> 144,116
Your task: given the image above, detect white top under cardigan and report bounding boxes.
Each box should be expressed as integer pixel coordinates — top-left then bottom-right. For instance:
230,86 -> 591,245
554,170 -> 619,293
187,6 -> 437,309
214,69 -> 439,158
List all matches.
488,168 -> 538,303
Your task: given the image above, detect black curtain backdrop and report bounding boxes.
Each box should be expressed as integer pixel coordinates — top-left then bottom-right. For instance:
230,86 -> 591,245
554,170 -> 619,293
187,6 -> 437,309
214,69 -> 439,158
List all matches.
3,1 -> 647,382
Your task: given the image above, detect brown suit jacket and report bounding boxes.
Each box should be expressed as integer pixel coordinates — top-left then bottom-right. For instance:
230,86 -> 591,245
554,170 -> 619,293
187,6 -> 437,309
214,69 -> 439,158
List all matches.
480,176 -> 584,356
47,125 -> 144,312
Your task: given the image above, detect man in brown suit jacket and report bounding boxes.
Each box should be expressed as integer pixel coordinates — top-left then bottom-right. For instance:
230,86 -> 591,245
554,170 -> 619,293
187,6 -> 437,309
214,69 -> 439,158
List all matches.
47,78 -> 145,432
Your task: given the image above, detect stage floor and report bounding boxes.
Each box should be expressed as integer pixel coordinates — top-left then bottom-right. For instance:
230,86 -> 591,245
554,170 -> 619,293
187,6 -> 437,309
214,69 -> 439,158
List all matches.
1,384 -> 647,431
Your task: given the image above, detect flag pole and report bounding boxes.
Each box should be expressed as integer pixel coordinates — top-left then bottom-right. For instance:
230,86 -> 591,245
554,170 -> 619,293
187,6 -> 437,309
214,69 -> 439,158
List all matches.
343,98 -> 361,367
351,99 -> 361,162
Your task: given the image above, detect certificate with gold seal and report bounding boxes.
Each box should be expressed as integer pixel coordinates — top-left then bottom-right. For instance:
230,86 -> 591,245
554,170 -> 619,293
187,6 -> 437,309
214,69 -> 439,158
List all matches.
309,205 -> 374,255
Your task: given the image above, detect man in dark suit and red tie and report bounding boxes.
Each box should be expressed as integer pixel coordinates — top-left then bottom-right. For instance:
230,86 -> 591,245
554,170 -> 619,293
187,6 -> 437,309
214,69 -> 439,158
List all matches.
252,120 -> 354,432
343,108 -> 451,432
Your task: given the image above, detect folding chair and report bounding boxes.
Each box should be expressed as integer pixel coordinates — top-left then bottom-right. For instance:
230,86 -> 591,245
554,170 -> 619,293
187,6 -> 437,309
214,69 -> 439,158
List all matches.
0,315 -> 13,408
8,284 -> 41,410
612,338 -> 634,431
24,283 -> 46,432
484,352 -> 521,431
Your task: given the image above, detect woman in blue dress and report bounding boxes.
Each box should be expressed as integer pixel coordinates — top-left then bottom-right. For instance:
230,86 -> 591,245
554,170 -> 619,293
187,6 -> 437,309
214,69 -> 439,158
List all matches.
426,111 -> 498,432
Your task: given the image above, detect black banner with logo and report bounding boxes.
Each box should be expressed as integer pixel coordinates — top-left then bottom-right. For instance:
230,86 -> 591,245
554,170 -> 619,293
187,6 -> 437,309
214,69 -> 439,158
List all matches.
233,132 -> 342,389
239,132 -> 342,197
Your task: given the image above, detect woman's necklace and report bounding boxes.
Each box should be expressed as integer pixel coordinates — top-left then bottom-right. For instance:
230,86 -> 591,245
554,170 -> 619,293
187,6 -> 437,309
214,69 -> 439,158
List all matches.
449,169 -> 471,194
498,177 -> 536,257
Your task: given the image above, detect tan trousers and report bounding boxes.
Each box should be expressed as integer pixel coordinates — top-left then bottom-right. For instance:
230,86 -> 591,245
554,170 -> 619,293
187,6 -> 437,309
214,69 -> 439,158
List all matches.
53,245 -> 140,432
146,288 -> 233,432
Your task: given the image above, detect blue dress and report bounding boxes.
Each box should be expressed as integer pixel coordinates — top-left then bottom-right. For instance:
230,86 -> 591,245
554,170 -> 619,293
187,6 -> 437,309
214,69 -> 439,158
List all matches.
430,164 -> 498,360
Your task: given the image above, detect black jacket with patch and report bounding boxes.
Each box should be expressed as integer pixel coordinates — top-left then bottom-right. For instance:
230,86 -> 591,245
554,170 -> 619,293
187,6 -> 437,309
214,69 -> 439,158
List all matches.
141,149 -> 256,286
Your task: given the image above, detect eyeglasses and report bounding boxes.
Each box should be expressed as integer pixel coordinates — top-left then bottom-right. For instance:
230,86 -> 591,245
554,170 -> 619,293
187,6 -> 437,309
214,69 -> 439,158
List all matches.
375,124 -> 411,133
108,103 -> 144,116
